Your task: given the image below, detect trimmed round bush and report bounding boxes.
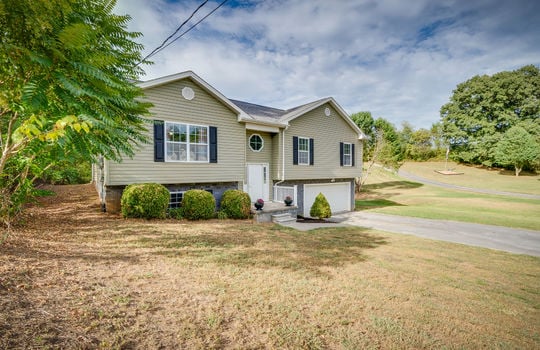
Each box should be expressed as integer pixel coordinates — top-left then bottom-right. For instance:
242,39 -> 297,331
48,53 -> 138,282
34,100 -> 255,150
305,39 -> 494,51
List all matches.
220,189 -> 251,219
121,183 -> 169,219
182,189 -> 215,220
309,192 -> 332,219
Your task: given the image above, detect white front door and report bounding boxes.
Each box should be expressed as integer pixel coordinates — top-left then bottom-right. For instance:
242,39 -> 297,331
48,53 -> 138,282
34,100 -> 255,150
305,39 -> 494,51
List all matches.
247,164 -> 269,202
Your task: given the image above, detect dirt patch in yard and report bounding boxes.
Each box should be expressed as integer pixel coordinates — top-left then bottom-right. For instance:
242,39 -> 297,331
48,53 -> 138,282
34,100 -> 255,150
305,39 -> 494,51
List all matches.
0,185 -> 386,348
1,184 -> 539,349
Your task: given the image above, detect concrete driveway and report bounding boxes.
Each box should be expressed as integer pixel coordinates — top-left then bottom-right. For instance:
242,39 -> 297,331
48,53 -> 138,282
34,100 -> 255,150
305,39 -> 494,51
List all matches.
282,212 -> 540,257
334,212 -> 540,257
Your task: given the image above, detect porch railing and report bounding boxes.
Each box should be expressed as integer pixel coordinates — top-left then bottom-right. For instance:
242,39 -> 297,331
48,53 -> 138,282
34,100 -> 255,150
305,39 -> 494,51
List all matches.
273,185 -> 297,203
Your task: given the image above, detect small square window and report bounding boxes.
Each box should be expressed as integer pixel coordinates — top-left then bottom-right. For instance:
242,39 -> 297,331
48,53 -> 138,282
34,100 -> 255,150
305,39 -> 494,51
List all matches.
169,191 -> 184,209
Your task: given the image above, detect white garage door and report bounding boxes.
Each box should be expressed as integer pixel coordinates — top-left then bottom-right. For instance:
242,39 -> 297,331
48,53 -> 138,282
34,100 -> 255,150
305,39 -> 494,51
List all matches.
303,182 -> 351,217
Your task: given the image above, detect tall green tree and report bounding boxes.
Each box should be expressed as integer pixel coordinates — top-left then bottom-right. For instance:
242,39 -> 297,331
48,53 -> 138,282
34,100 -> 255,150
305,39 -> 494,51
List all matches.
494,126 -> 540,176
350,111 -> 375,161
440,65 -> 540,167
374,117 -> 404,169
0,0 -> 151,227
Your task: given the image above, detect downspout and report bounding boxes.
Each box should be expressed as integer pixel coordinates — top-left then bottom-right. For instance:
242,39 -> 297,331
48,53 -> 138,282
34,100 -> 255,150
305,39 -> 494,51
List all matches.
274,125 -> 288,187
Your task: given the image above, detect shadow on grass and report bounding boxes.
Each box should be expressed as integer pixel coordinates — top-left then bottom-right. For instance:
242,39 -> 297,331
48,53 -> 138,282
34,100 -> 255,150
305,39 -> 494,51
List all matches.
356,198 -> 403,210
497,169 -> 538,177
362,180 -> 423,190
129,224 -> 387,274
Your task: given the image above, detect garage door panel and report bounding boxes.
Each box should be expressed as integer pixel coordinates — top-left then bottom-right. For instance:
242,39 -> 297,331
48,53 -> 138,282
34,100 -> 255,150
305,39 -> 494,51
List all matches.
304,182 -> 350,217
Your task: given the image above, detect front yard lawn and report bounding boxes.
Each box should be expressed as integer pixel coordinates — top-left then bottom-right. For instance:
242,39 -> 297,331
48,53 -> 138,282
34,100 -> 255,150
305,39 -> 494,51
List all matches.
1,184 -> 539,349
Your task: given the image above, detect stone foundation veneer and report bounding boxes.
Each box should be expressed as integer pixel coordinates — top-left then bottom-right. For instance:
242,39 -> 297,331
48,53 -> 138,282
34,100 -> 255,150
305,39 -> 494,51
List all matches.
104,181 -> 241,213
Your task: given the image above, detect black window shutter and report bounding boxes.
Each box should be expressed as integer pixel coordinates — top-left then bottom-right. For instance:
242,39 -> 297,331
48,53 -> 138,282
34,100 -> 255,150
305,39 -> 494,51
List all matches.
340,142 -> 344,166
309,138 -> 314,165
209,126 -> 218,163
154,121 -> 164,162
351,144 -> 355,166
293,136 -> 298,165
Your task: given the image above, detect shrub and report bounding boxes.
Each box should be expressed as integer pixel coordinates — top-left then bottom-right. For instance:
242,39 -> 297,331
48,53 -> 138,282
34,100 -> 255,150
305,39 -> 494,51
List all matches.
309,192 -> 332,219
168,207 -> 184,220
217,210 -> 228,220
121,183 -> 170,219
182,189 -> 215,220
220,189 -> 251,219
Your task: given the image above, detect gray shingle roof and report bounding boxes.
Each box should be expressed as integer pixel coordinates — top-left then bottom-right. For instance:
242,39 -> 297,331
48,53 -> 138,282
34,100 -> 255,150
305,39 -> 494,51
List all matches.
229,99 -> 286,121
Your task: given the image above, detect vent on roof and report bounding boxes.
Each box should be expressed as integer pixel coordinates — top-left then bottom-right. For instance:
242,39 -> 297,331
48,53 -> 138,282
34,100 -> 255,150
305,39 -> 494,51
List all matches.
181,86 -> 195,100
324,107 -> 331,117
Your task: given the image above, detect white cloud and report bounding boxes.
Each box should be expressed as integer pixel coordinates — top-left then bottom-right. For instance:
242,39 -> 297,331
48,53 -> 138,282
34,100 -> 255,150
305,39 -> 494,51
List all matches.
115,0 -> 540,129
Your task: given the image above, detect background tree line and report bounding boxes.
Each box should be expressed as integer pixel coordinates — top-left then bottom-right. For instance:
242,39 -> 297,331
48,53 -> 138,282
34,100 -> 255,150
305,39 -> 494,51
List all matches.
352,65 -> 540,177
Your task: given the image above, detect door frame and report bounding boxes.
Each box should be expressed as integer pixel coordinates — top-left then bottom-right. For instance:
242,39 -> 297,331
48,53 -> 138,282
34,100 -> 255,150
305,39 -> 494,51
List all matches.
246,163 -> 270,202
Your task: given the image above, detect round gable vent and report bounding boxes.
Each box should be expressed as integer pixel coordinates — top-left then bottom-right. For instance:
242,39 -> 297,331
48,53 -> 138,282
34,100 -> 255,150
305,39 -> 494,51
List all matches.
181,86 -> 195,100
324,107 -> 331,116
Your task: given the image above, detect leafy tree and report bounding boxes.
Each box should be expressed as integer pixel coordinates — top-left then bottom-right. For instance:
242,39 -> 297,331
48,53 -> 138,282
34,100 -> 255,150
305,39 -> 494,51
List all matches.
440,65 -> 540,167
494,126 -> 540,176
0,0 -> 151,227
374,117 -> 404,169
406,128 -> 435,161
430,122 -> 447,158
350,111 -> 375,161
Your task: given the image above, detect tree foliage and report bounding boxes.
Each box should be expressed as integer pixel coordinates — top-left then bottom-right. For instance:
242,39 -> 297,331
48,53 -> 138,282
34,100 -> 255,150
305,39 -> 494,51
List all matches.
494,126 -> 540,176
0,0 -> 151,227
351,112 -> 404,168
440,65 -> 540,168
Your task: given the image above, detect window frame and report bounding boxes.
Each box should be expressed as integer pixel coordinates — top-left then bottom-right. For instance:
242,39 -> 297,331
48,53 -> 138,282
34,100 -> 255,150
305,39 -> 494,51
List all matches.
169,190 -> 185,209
298,137 -> 310,165
164,121 -> 209,163
342,142 -> 352,166
249,133 -> 264,152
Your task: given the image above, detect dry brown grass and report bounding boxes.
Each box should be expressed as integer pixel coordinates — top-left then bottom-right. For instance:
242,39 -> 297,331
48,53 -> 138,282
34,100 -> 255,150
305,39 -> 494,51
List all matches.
1,184 -> 539,349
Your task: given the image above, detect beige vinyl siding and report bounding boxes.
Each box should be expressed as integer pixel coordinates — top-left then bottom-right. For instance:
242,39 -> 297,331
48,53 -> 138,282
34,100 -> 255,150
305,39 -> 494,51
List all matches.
284,103 -> 362,180
271,132 -> 281,180
246,131 -> 273,164
106,79 -> 245,186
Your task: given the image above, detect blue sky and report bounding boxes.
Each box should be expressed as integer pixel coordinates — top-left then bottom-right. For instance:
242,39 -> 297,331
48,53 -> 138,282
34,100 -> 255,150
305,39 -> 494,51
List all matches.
115,0 -> 540,129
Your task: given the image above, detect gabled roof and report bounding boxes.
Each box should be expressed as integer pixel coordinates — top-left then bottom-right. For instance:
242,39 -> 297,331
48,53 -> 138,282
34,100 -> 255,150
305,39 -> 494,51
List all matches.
137,71 -> 251,120
280,97 -> 366,139
231,97 -> 365,140
138,71 -> 365,139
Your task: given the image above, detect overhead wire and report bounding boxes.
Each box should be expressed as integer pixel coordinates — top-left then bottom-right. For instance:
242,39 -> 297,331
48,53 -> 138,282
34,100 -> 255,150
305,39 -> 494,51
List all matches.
155,0 -> 229,55
137,0 -> 229,66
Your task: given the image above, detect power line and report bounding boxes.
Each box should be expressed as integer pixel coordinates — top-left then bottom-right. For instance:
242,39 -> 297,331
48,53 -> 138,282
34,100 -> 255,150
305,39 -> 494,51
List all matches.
138,0 -> 229,66
138,0 -> 210,65
154,0 -> 229,56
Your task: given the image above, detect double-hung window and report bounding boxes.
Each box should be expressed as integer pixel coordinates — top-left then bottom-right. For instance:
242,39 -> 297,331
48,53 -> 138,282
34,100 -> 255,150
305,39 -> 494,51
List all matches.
298,137 -> 310,165
343,143 -> 352,166
340,142 -> 355,166
165,122 -> 208,162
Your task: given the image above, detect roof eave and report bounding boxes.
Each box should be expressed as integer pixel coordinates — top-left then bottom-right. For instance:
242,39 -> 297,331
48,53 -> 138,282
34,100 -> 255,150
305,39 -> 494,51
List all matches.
138,71 -> 251,120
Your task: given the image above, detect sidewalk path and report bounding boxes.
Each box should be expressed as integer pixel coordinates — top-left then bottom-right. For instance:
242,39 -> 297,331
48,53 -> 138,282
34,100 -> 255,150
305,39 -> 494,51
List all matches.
397,169 -> 540,200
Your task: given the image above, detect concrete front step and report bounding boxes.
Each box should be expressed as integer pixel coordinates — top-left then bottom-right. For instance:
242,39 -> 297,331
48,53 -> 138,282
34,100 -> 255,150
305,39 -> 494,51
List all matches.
271,213 -> 297,224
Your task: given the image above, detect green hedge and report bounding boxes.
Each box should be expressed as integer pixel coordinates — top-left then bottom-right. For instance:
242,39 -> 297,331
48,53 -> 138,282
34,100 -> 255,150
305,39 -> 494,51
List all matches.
182,189 -> 215,220
310,192 -> 332,219
121,183 -> 170,219
220,189 -> 251,219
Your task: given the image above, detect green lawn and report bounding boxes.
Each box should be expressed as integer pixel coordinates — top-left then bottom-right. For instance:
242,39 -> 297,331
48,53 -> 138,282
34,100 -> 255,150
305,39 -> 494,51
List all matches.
401,161 -> 540,195
358,165 -> 540,230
